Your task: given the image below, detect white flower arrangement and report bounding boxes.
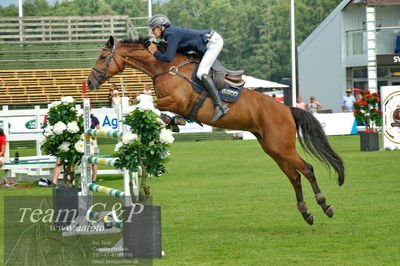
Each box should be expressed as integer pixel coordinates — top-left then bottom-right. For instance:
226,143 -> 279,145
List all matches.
61,96 -> 75,104
156,117 -> 166,126
53,121 -> 67,135
125,105 -> 137,113
74,140 -> 85,153
137,98 -> 155,111
44,130 -> 53,137
160,128 -> 174,144
160,150 -> 170,160
152,108 -> 161,116
59,141 -> 71,152
122,132 -> 139,145
114,141 -> 123,152
49,101 -> 61,109
67,121 -> 80,134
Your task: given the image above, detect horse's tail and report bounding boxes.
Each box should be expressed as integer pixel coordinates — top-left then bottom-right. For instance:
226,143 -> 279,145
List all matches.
290,107 -> 345,186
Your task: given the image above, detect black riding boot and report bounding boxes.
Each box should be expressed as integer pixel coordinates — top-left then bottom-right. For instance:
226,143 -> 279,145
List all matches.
201,74 -> 229,122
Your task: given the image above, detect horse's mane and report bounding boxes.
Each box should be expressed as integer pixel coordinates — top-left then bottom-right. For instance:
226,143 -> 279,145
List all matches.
119,36 -> 152,45
119,36 -> 200,59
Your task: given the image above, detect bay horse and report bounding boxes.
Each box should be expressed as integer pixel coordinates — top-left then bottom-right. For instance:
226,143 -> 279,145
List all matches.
87,36 -> 344,225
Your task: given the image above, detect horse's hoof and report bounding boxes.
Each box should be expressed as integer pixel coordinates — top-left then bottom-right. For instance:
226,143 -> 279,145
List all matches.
305,214 -> 314,225
325,205 -> 334,218
174,116 -> 186,126
170,124 -> 180,132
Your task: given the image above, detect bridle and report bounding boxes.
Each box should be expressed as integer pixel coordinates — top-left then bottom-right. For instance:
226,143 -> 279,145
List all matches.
91,45 -> 149,84
91,42 -> 199,91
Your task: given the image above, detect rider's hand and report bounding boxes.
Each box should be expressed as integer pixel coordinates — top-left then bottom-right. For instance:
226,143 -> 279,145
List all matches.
148,43 -> 158,55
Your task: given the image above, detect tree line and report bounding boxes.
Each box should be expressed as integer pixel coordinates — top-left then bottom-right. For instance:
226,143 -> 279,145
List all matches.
0,0 -> 341,81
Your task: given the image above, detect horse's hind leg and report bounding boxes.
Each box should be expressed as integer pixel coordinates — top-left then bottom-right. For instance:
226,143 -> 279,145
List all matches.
254,133 -> 314,225
277,160 -> 315,225
299,162 -> 334,218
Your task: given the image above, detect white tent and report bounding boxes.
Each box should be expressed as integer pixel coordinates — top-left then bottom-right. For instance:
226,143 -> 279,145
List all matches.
243,75 -> 288,89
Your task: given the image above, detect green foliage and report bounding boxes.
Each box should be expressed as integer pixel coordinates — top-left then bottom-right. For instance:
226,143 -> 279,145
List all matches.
353,91 -> 382,131
23,0 -> 52,16
103,0 -> 147,17
0,5 -> 18,16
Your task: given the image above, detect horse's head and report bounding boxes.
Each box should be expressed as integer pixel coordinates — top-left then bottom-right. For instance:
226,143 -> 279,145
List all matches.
87,36 -> 126,90
88,36 -> 154,90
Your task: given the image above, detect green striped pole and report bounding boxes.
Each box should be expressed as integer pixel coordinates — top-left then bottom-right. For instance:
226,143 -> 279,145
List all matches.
85,129 -> 123,138
85,156 -> 118,168
88,210 -> 123,229
88,183 -> 125,199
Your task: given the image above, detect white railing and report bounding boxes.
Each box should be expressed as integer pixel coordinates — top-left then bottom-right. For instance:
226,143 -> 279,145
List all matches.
0,15 -> 139,44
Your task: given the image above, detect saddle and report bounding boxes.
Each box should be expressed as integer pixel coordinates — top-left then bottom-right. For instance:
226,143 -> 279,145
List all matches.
210,60 -> 245,89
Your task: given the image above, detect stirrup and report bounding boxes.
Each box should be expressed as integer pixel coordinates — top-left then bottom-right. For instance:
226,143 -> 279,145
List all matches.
211,104 -> 229,123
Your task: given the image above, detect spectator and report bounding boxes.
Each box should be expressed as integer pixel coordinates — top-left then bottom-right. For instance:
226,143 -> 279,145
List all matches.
0,128 -> 6,167
129,93 -> 139,106
307,96 -> 323,114
107,84 -> 115,105
90,112 -> 101,183
296,96 -> 306,110
143,84 -> 152,95
356,93 -> 363,102
341,88 -> 356,112
109,84 -> 122,108
51,159 -> 63,186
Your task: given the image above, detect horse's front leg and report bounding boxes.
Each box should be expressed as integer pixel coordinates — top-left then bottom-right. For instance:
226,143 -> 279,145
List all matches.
155,96 -> 185,114
155,96 -> 187,132
155,96 -> 176,112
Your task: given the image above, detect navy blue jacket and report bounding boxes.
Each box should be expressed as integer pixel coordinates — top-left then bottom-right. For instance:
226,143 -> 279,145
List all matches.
154,25 -> 211,63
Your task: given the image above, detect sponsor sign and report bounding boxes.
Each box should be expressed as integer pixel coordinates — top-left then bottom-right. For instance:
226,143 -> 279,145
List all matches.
381,85 -> 400,149
0,117 -> 43,133
242,113 -> 357,140
377,54 -> 400,65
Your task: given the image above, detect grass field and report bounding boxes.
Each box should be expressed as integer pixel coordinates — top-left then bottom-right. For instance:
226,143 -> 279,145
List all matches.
0,135 -> 399,265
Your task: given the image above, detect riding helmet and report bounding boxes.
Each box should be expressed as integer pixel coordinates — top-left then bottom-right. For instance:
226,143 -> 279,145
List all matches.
148,14 -> 171,29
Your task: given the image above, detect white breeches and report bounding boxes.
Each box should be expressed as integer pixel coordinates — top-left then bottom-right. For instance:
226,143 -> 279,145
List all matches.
196,31 -> 224,80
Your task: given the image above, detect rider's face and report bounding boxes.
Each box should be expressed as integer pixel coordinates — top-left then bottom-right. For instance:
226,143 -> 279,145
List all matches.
151,27 -> 163,39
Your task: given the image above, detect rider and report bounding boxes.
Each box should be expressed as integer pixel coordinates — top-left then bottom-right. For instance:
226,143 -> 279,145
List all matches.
147,14 -> 229,123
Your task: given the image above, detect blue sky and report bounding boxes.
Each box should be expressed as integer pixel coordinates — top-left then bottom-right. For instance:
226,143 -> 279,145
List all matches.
1,0 -> 168,7
2,0 -> 62,7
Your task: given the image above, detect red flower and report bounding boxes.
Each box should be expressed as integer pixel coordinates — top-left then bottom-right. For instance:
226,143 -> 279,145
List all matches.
364,90 -> 370,94
375,97 -> 380,102
365,94 -> 372,99
354,109 -> 359,114
373,92 -> 378,96
378,110 -> 383,115
371,108 -> 377,111
359,100 -> 367,106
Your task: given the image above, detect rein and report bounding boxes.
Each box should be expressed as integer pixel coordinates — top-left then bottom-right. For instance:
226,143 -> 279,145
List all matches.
153,58 -> 202,88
